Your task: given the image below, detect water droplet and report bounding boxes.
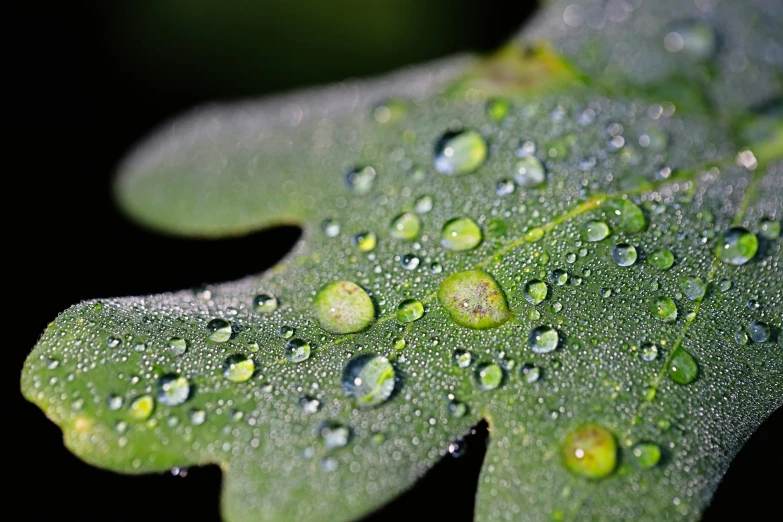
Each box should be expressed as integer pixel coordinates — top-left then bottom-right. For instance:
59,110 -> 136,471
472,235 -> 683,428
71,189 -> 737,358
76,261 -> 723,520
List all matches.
735,330 -> 749,345
313,280 -> 375,334
496,179 -> 515,196
299,396 -> 321,414
401,254 -> 421,270
107,394 -> 123,411
342,354 -> 395,407
524,280 -> 548,305
605,198 -> 647,233
664,22 -> 716,61
397,299 -> 424,323
600,287 -> 612,298
748,321 -> 770,343
438,270 -> 511,329
441,218 -> 482,251
714,227 -> 758,266
285,339 -> 311,363
562,424 -> 617,479
345,166 -> 376,194
668,349 -> 698,385
318,421 -> 351,449
434,130 -> 488,175
373,98 -> 407,124
106,336 -> 121,348
759,219 -> 780,239
206,319 -> 232,343
414,195 -> 434,214
520,363 -> 541,383
430,262 -> 443,274
320,456 -> 339,472
130,395 -> 155,420
253,294 -> 278,314
279,325 -> 294,339
551,269 -> 568,286
747,299 -> 760,311
526,227 -> 545,242
168,336 -> 188,356
582,220 -> 610,242
529,326 -> 559,354
453,350 -> 472,368
390,212 -> 421,241
611,243 -> 637,267
448,399 -> 468,418
679,276 -> 706,301
189,409 -> 206,425
46,357 -> 59,370
322,219 -> 340,237
649,249 -> 675,270
719,279 -> 732,292
486,97 -> 510,121
651,297 -> 677,323
157,374 -> 190,406
513,156 -> 546,187
222,354 -> 255,383
632,442 -> 661,469
641,343 -> 659,362
475,362 -> 503,391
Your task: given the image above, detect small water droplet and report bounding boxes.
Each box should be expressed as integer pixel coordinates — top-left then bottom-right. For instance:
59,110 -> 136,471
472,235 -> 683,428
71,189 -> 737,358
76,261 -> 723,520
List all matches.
453,350 -> 472,368
434,130 -> 488,175
206,319 -> 232,343
401,254 -> 421,270
313,280 -> 375,334
611,243 -> 637,267
441,218 -> 482,251
651,297 -> 677,323
668,349 -> 698,385
632,442 -> 661,469
759,219 -> 780,239
318,421 -> 351,450
107,394 -> 123,411
551,269 -> 568,286
189,409 -> 206,425
279,325 -> 294,339
345,165 -> 376,194
448,399 -> 468,418
285,339 -> 311,363
390,212 -> 421,241
414,195 -> 434,214
520,363 -> 541,383
735,330 -> 749,345
106,336 -> 121,348
353,231 -> 377,252
486,98 -> 510,121
582,220 -> 610,242
129,395 -> 155,421
253,294 -> 278,314
448,438 -> 467,458
168,336 -> 188,356
649,249 -> 675,270
529,326 -> 559,354
397,299 -> 424,323
664,22 -> 716,61
320,456 -> 339,472
373,98 -> 407,124
496,179 -> 515,196
157,374 -> 190,406
430,262 -> 443,274
322,219 -> 341,237
679,276 -> 706,301
606,198 -> 647,233
299,396 -> 321,414
748,321 -> 770,343
513,156 -> 546,187
524,280 -> 548,305
747,299 -> 760,311
719,279 -> 732,292
641,343 -> 659,362
222,354 -> 255,383
475,362 -> 503,391
714,227 -> 758,266
562,424 -> 617,479
342,354 -> 395,407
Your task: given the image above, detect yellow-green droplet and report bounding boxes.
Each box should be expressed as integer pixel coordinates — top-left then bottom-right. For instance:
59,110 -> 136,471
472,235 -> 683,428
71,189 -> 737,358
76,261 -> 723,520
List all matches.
441,218 -> 482,251
562,424 -> 617,479
486,97 -> 510,121
397,299 -> 424,323
582,220 -> 610,242
130,395 -> 155,421
651,296 -> 677,323
524,280 -> 548,305
222,354 -> 255,383
714,227 -> 758,266
649,249 -> 675,270
313,281 -> 375,334
434,130 -> 487,175
353,231 -> 377,252
206,318 -> 232,343
606,198 -> 647,233
342,354 -> 396,407
475,362 -> 503,391
632,442 -> 661,469
437,270 -> 511,330
668,348 -> 698,385
390,212 -> 421,241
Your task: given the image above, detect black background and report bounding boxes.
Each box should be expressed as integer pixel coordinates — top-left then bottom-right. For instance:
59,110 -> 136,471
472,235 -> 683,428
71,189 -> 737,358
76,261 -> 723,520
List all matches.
10,1 -> 780,520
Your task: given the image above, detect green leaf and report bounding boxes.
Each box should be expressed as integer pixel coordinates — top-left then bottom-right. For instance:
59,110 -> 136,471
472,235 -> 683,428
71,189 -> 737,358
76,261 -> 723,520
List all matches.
21,1 -> 783,521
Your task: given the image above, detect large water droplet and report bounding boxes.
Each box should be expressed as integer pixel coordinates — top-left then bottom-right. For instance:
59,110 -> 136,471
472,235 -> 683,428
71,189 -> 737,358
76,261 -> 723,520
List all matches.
207,319 -> 232,343
632,442 -> 661,469
253,294 -> 278,314
342,354 -> 395,407
496,179 -> 515,196
668,349 -> 698,385
680,276 -> 706,301
441,218 -> 482,251
130,395 -> 155,421
313,281 -> 375,334
438,270 -> 511,329
157,374 -> 190,406
562,424 -> 617,479
651,297 -> 677,323
583,220 -> 610,242
550,269 -> 568,286
345,165 -> 376,194
434,130 -> 488,175
649,249 -> 675,270
714,227 -> 758,266
397,299 -> 424,323
285,339 -> 311,363
748,321 -> 770,343
475,362 -> 503,391
524,280 -> 548,305
390,212 -> 422,241
222,354 -> 255,383
353,231 -> 377,252
513,156 -> 545,187
529,326 -> 559,354
611,243 -> 637,267
168,336 -> 188,357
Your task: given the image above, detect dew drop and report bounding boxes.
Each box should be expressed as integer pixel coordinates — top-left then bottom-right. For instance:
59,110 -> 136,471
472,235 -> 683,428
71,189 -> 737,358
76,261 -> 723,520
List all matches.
157,374 -> 190,406
322,219 -> 340,237
401,254 -> 421,270
373,98 -> 407,124
345,165 -> 376,194
414,195 -> 434,214
253,294 -> 278,314
679,276 -> 706,301
486,97 -> 510,121
759,219 -> 780,239
649,249 -> 675,270
668,349 -> 698,385
313,281 -> 375,334
438,270 -> 511,329
430,262 -> 443,274
524,280 -> 548,305
434,130 -> 488,175
397,299 -> 424,323
279,325 -> 294,339
611,243 -> 637,267
285,339 -> 311,363
318,421 -> 351,449
106,336 -> 121,348
107,394 -> 123,411
453,350 -> 472,368
222,354 -> 255,383
130,395 -> 155,421
299,396 -> 321,414
664,22 -> 716,61
529,326 -> 559,354
342,354 -> 395,407
582,220 -> 610,242
475,362 -> 503,391
632,442 -> 661,469
651,297 -> 677,323
551,269 -> 568,286
513,156 -> 546,187
714,227 -> 758,266
605,198 -> 647,233
189,409 -> 206,425
447,399 -> 468,418
520,363 -> 541,383
441,218 -> 482,251
390,212 -> 421,241
496,179 -> 515,196
206,319 -> 232,343
641,343 -> 659,362
562,424 -> 617,479
168,336 -> 188,357
748,321 -> 770,343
